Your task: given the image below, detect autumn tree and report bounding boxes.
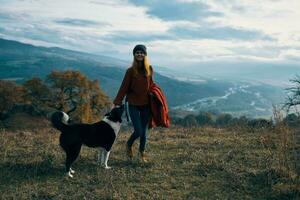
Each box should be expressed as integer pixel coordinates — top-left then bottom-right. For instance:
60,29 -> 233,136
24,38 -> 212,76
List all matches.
23,77 -> 51,109
0,71 -> 109,122
0,80 -> 25,118
89,80 -> 110,114
46,70 -> 110,122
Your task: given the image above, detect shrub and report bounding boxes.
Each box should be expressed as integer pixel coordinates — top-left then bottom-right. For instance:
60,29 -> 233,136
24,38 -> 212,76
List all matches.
195,112 -> 213,126
216,113 -> 233,127
182,114 -> 198,127
283,113 -> 300,128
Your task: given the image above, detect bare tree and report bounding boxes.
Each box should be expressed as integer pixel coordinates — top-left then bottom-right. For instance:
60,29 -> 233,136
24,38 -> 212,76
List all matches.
284,75 -> 300,113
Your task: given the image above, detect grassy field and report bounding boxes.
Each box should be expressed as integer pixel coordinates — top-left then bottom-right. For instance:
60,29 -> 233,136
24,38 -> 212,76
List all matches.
0,124 -> 299,200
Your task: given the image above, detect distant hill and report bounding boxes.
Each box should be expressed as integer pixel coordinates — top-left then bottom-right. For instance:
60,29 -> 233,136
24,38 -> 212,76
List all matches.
0,38 -> 231,107
0,38 -> 287,117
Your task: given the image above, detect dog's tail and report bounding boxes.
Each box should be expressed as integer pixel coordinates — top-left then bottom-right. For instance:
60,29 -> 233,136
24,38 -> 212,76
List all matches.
50,111 -> 69,131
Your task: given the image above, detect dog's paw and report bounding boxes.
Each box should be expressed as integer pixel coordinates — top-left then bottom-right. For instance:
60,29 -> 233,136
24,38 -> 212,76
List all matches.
102,165 -> 111,169
67,171 -> 74,178
99,163 -> 111,169
70,168 -> 75,174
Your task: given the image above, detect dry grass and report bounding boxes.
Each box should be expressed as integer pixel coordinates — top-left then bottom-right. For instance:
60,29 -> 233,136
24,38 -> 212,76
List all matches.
0,124 -> 299,200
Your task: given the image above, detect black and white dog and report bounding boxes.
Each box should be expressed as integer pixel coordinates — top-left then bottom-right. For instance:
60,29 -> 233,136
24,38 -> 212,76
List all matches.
50,105 -> 124,178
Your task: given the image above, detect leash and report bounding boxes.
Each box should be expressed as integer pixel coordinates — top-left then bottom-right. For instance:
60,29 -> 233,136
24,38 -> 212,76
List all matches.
125,96 -> 130,122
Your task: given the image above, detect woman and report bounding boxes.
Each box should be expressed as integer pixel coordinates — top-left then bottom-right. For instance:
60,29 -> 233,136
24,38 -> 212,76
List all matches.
113,44 -> 152,162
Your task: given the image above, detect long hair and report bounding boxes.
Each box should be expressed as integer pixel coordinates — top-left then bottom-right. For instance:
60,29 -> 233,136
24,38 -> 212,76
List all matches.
132,56 -> 151,77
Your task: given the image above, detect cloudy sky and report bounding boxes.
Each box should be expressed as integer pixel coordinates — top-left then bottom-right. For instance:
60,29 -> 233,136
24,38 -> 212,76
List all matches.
1,0 -> 300,69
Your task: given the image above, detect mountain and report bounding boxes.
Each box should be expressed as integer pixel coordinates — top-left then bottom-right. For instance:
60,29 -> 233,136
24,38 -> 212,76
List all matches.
0,38 -> 286,117
0,38 -> 227,107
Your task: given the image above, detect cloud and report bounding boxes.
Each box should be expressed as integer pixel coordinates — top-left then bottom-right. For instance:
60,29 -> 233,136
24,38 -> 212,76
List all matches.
0,0 -> 300,68
127,0 -> 222,21
0,23 -> 69,46
147,38 -> 298,67
102,31 -> 174,44
279,49 -> 300,61
169,25 -> 273,40
0,0 -> 169,32
203,0 -> 300,40
55,18 -> 109,27
0,0 -> 170,54
0,13 -> 15,21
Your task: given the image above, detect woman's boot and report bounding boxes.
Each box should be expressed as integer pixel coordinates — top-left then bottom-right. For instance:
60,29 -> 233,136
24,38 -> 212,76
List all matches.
140,151 -> 148,163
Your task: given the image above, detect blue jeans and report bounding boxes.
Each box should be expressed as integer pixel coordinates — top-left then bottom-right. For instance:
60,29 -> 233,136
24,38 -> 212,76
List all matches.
127,105 -> 150,152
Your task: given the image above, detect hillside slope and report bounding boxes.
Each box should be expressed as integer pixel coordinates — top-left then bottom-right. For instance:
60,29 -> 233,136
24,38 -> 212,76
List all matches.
0,125 -> 298,199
